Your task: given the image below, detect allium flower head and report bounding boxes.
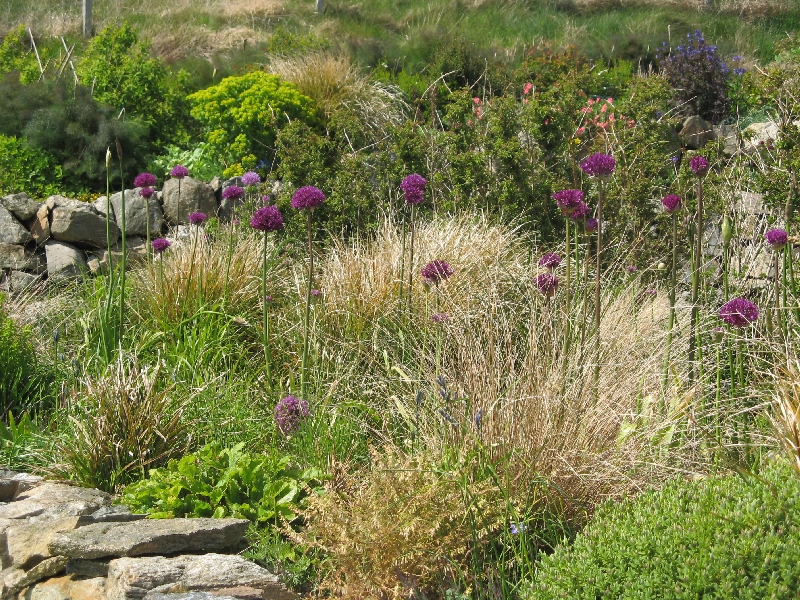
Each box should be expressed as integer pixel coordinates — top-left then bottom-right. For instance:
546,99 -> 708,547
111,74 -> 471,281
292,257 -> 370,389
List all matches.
170,165 -> 189,179
139,187 -> 155,199
400,174 -> 427,206
552,189 -> 584,215
538,253 -> 562,270
134,172 -> 157,188
584,217 -> 598,233
291,186 -> 325,210
310,289 -> 321,297
626,265 -> 639,273
241,171 -> 261,186
536,272 -> 558,297
421,260 -> 454,285
569,200 -> 590,221
151,238 -> 171,254
765,228 -> 788,251
188,212 -> 207,225
431,312 -> 449,323
250,205 -> 284,232
661,194 -> 682,213
222,185 -> 245,201
719,297 -> 759,328
689,155 -> 710,177
579,153 -> 616,177
274,395 -> 310,436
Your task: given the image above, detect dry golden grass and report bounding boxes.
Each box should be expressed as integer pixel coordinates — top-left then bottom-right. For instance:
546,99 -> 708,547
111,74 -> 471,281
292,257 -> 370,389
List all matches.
770,361 -> 800,475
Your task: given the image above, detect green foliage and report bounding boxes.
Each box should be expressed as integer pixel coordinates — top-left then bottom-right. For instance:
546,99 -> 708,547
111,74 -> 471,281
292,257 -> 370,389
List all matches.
244,525 -> 321,594
77,24 -> 193,149
0,134 -> 61,197
0,296 -> 57,416
188,71 -> 318,178
525,460 -> 800,599
147,142 -> 222,182
120,442 -> 325,523
0,412 -> 42,472
0,25 -> 47,84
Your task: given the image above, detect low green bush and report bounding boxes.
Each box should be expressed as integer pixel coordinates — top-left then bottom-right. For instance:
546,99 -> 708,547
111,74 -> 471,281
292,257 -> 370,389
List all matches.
120,442 -> 325,523
524,459 -> 800,599
0,134 -> 61,197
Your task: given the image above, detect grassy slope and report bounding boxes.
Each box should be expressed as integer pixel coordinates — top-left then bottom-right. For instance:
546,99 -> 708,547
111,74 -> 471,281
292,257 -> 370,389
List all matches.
2,0 -> 799,68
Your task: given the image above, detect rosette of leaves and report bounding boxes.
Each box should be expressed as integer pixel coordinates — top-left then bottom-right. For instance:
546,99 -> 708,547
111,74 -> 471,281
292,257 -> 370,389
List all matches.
120,442 -> 325,523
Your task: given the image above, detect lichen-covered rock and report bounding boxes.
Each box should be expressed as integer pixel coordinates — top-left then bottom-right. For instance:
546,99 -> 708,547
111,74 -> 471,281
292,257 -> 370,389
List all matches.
0,482 -> 109,522
22,574 -> 106,600
47,196 -> 120,248
44,242 -> 88,280
0,205 -> 31,245
110,190 -> 164,238
162,177 -> 217,225
2,516 -> 81,570
680,115 -> 715,150
0,193 -> 39,222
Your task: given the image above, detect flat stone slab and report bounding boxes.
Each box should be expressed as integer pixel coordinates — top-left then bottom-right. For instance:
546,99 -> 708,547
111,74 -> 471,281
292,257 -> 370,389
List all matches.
0,482 -> 109,521
23,574 -> 106,600
49,518 -> 249,559
106,554 -> 295,600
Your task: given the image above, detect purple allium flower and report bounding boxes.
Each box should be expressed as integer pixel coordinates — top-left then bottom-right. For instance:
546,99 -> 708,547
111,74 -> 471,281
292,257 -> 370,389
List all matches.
661,194 -> 682,213
765,228 -> 788,251
250,205 -> 284,232
689,155 -> 710,177
400,173 -> 427,205
139,187 -> 155,199
552,189 -> 585,216
645,288 -> 657,296
719,297 -> 759,328
233,218 -> 240,226
291,186 -> 326,210
222,185 -> 245,201
151,238 -> 171,254
421,260 -> 454,285
538,253 -> 562,270
569,200 -> 590,222
265,295 -> 273,302
188,212 -> 207,225
626,265 -> 639,273
584,217 -> 598,233
262,195 -> 271,204
536,272 -> 558,297
170,165 -> 189,179
134,172 -> 157,188
310,289 -> 321,297
431,312 -> 449,323
579,153 -> 616,177
274,395 -> 310,436
241,171 -> 261,186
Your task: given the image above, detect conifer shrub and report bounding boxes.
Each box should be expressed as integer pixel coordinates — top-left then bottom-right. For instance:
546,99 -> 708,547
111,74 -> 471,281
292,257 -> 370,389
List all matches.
524,460 -> 800,599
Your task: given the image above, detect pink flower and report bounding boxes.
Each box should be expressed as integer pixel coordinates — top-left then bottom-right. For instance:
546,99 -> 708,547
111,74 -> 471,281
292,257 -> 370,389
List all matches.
523,82 -> 533,95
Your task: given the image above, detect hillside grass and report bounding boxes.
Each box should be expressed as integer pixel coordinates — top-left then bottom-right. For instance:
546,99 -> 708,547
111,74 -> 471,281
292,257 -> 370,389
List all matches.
2,0 -> 798,68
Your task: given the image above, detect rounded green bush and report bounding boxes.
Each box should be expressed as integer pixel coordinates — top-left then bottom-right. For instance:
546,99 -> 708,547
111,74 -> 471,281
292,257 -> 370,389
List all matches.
526,460 -> 800,599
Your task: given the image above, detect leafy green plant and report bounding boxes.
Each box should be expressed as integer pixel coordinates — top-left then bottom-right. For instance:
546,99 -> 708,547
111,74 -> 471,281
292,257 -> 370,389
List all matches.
0,411 -> 41,472
524,459 -> 800,599
188,71 -> 317,177
0,133 -> 61,197
120,442 -> 325,523
147,142 -> 222,182
244,525 -> 322,594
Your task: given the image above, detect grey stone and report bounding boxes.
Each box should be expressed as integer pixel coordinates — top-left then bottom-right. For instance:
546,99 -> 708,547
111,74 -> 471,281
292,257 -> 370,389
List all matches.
44,241 -> 88,280
221,177 -> 243,189
209,177 -> 222,195
713,124 -> 739,156
742,121 -> 779,152
216,198 -> 234,223
680,115 -> 715,149
93,196 -> 115,221
271,180 -> 284,196
0,193 -> 39,221
22,574 -> 106,600
49,518 -> 249,559
0,482 -> 109,521
0,205 -> 32,245
89,505 -> 147,524
146,594 -> 242,600
106,554 -> 295,600
9,473 -> 44,496
735,191 -> 765,215
66,558 -> 110,578
48,196 -> 120,248
162,177 -> 218,225
0,244 -> 34,271
2,556 -> 67,597
2,515 -> 81,569
0,481 -> 18,502
110,190 -> 165,238
29,204 -> 50,246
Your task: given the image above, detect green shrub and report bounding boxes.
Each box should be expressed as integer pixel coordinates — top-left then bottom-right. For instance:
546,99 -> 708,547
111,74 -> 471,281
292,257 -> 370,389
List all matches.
524,460 -> 800,599
188,71 -> 317,178
120,442 -> 325,523
0,134 -> 61,197
147,142 -> 222,182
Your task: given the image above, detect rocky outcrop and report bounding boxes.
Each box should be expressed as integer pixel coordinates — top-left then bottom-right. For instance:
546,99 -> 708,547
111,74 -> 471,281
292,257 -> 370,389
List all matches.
0,194 -> 39,222
0,206 -> 32,246
109,191 -> 164,239
44,242 -> 88,281
48,197 -> 120,249
161,178 -> 218,225
680,115 -> 715,150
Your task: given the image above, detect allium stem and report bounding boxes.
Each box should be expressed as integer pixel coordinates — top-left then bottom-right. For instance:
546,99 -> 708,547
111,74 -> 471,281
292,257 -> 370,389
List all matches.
564,216 -> 571,361
593,181 -> 604,394
263,231 -> 273,390
145,192 -> 151,263
408,205 -> 416,310
688,177 -> 703,385
663,213 -> 678,391
723,245 -> 730,301
301,210 -> 315,398
118,158 -> 127,336
580,233 -> 590,360
774,251 -> 781,335
399,206 -> 407,309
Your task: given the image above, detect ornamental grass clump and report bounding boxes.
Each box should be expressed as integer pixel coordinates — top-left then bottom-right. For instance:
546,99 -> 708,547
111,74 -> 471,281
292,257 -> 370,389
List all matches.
292,185 -> 326,397
251,204 -> 285,390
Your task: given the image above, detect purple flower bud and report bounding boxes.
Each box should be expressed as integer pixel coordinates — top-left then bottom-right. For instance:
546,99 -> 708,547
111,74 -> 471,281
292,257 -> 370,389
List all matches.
579,153 -> 616,177
765,228 -> 788,251
241,171 -> 261,186
431,312 -> 449,323
569,200 -> 590,221
151,238 -> 171,254
222,185 -> 245,200
627,265 -> 639,273
134,172 -> 157,188
718,297 -> 758,328
661,194 -> 682,213
584,217 -> 598,233
421,260 -> 454,285
536,272 -> 558,297
538,253 -> 562,270
139,187 -> 155,199
400,174 -> 427,205
310,289 -> 321,297
291,186 -> 326,210
274,395 -> 310,435
188,212 -> 207,225
250,205 -> 284,232
551,189 -> 584,216
689,155 -> 710,177
170,165 -> 189,179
